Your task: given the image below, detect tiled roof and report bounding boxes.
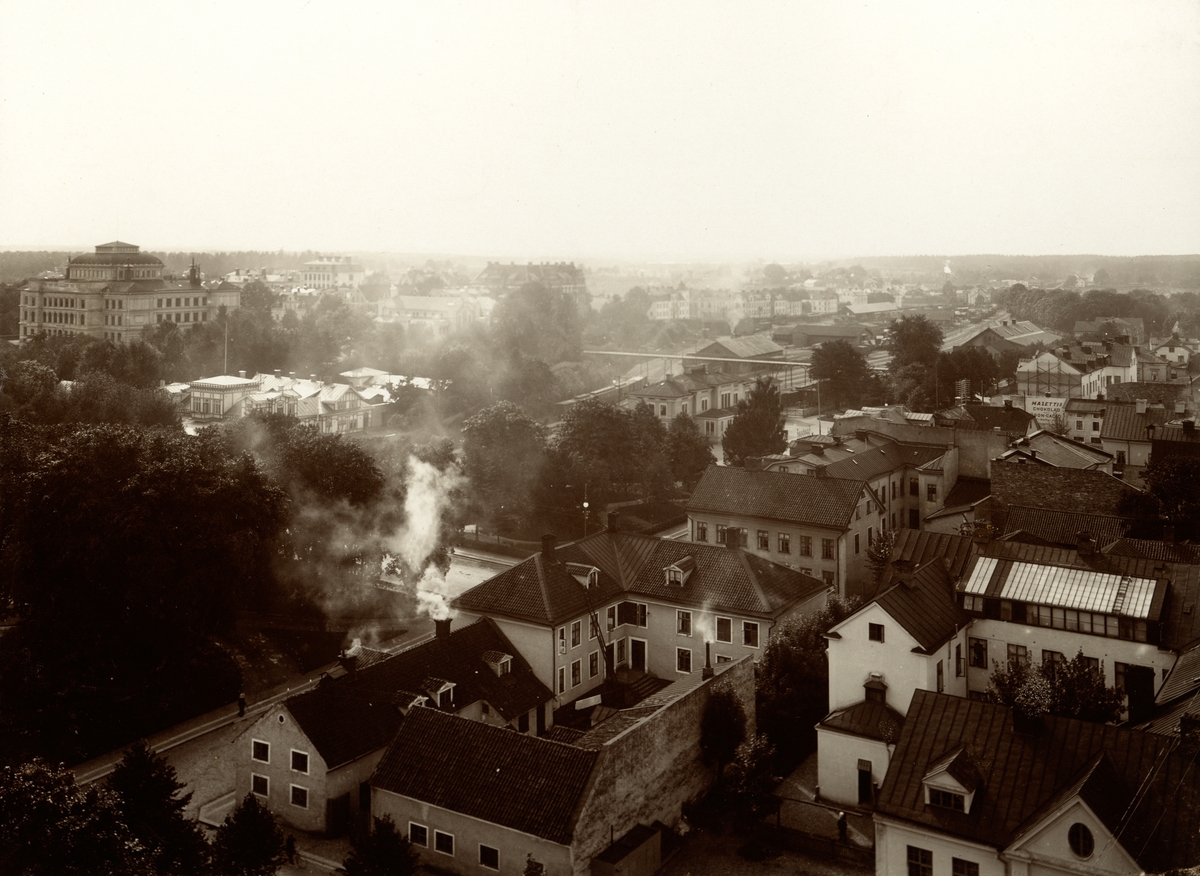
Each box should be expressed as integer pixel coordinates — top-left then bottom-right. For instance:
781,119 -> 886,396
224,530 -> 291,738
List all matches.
688,466 -> 864,529
961,556 -> 1164,620
284,618 -> 551,768
1159,565 -> 1200,650
874,530 -> 978,599
873,561 -> 966,653
1100,403 -> 1174,442
1001,505 -> 1131,548
371,708 -> 597,844
1103,538 -> 1200,565
989,465 -> 1139,518
1156,640 -> 1200,707
819,700 -> 905,741
951,404 -> 1037,434
1105,382 -> 1190,405
452,531 -> 828,627
877,691 -> 1198,871
821,442 -> 945,482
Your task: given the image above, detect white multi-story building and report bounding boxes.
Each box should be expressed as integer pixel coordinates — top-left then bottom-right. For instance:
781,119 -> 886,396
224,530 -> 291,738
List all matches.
301,255 -> 365,289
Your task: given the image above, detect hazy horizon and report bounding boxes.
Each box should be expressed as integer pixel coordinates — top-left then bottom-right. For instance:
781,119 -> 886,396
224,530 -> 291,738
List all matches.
2,1 -> 1198,261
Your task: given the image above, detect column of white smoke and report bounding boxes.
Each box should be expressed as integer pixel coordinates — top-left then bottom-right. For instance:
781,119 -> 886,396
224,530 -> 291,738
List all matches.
387,455 -> 462,620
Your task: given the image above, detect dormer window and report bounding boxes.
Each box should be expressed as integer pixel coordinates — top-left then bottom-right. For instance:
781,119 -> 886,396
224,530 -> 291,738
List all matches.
482,651 -> 512,677
921,746 -> 980,815
929,789 -> 965,811
424,678 -> 455,710
567,563 -> 601,589
664,556 -> 695,587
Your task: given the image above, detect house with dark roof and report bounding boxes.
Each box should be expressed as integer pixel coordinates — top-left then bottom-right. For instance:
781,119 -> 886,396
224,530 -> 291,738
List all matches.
818,552 -> 970,808
370,656 -> 756,876
1074,315 -> 1145,345
452,520 -> 827,709
999,505 -> 1132,549
782,323 -> 877,348
623,364 -> 755,440
933,401 -> 1037,438
687,464 -> 886,599
687,335 -> 784,376
998,429 -> 1114,473
233,618 -> 553,835
875,690 -> 1200,875
1100,400 -> 1177,476
984,463 -> 1141,535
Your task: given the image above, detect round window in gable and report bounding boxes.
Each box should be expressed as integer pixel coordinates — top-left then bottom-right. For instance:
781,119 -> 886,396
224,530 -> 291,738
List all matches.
278,714 -> 285,724
1068,823 -> 1094,858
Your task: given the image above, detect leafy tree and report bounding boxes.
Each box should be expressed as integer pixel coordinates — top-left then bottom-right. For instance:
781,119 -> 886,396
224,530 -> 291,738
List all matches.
887,314 -> 943,370
492,281 -> 582,365
700,679 -> 747,783
626,401 -> 672,500
107,741 -> 210,875
462,401 -> 549,534
721,376 -> 786,466
865,527 -> 897,593
665,412 -> 715,490
0,758 -> 154,875
1139,456 -> 1200,539
985,649 -> 1124,724
551,397 -> 638,508
724,736 -> 778,830
340,815 -> 419,876
756,596 -> 860,768
762,263 -> 789,285
211,793 -> 286,876
809,340 -> 873,410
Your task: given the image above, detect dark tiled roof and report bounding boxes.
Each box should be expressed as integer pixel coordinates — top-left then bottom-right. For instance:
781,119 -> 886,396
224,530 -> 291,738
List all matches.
285,618 -> 551,768
1007,431 -> 1113,468
819,700 -> 905,741
1105,383 -> 1190,405
1103,537 -> 1200,565
1159,564 -> 1200,650
982,539 -> 1165,579
1156,640 -> 1200,706
453,531 -> 828,626
876,530 -> 978,597
877,691 -> 1199,871
989,464 -> 1139,518
874,561 -> 966,653
822,442 -> 945,482
371,708 -> 597,844
688,465 -> 864,529
1001,505 -> 1132,548
1100,403 -> 1174,442
957,404 -> 1037,434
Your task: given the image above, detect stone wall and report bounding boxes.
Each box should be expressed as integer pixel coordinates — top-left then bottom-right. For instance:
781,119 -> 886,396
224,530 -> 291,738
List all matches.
570,656 -> 756,876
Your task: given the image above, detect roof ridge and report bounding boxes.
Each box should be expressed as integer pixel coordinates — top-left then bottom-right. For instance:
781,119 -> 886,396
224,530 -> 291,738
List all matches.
736,549 -> 771,613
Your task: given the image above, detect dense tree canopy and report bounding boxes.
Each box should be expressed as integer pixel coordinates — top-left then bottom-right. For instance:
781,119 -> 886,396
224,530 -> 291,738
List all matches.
700,679 -> 747,783
341,815 -> 420,876
211,793 -> 286,876
809,340 -> 875,410
887,314 -> 943,370
986,649 -> 1125,724
665,412 -> 716,490
462,401 -> 550,534
721,377 -> 786,466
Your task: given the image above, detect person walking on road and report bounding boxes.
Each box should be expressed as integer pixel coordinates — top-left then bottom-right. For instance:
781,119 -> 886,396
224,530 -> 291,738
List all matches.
237,692 -> 247,717
837,811 -> 848,843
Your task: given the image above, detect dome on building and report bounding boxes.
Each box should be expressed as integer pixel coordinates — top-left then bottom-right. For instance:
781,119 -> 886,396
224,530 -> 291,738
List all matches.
69,241 -> 163,267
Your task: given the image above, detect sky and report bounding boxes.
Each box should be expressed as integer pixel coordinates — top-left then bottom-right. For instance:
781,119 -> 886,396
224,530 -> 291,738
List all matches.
1,1 -> 1198,261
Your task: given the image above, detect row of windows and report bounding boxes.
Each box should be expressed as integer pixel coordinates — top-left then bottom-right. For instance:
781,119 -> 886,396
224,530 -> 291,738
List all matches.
250,739 -> 309,773
157,311 -> 207,324
30,310 -> 79,324
409,823 -> 499,869
699,522 -> 836,559
963,595 -> 1150,642
907,846 -> 978,876
251,773 -> 309,809
157,296 -> 207,308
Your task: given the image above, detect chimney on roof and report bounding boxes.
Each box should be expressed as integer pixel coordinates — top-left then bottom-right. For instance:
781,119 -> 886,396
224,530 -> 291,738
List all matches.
1185,420 -> 1196,433
702,641 -> 714,680
810,444 -> 824,455
1077,531 -> 1094,557
1029,449 -> 1037,460
726,528 -> 742,550
1004,399 -> 1013,409
541,534 -> 557,560
606,511 -> 620,533
274,369 -> 281,379
239,370 -> 246,379
434,618 -> 452,640
1136,399 -> 1148,414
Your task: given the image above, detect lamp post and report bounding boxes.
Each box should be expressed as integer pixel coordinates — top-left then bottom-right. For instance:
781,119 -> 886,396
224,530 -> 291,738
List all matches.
582,484 -> 590,538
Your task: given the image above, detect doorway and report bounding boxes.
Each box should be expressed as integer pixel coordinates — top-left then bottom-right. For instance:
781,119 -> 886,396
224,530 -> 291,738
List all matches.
631,638 -> 647,672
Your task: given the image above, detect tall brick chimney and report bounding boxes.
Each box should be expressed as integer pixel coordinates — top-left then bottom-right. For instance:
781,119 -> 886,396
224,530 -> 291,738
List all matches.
541,534 -> 557,560
434,618 -> 452,640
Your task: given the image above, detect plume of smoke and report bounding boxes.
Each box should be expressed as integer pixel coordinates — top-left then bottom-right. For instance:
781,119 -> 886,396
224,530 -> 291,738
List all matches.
388,455 -> 461,573
413,565 -> 454,621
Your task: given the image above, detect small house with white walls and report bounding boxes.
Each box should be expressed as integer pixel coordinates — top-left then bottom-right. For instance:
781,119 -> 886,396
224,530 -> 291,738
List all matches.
232,617 -> 551,836
818,556 -> 969,808
874,690 -> 1200,876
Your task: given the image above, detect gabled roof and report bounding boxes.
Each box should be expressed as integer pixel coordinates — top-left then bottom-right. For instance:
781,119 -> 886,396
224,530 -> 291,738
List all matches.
1155,639 -> 1200,707
1105,382 -> 1190,406
936,403 -> 1036,434
878,529 -> 979,595
821,442 -> 945,482
1103,537 -> 1200,565
688,465 -> 865,529
1005,430 -> 1113,469
873,560 -> 966,654
876,690 -> 1198,870
282,618 -> 551,768
942,477 -> 991,509
1001,505 -> 1131,548
692,335 -> 784,359
452,530 -> 829,627
819,699 -> 905,741
371,708 -> 597,845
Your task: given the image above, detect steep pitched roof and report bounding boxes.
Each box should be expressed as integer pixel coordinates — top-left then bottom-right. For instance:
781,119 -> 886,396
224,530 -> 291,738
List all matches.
371,708 -> 598,845
877,529 -> 978,595
1103,537 -> 1200,565
873,561 -> 966,653
876,691 -> 1199,870
821,442 -> 945,482
452,531 -> 829,626
1005,430 -> 1113,469
283,618 -> 551,768
693,335 -> 784,359
688,465 -> 865,529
